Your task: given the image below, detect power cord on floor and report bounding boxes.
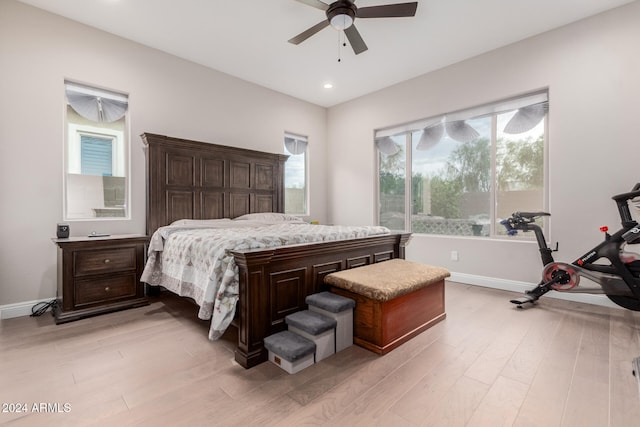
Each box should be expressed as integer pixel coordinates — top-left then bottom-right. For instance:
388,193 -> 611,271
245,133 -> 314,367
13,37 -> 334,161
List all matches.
30,300 -> 57,317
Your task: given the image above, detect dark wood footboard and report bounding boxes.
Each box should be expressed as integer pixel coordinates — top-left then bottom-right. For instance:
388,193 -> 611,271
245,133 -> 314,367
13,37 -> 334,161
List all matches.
232,232 -> 411,368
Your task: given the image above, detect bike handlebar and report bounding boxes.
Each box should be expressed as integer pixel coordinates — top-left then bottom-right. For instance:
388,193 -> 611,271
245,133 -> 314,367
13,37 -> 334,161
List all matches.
612,183 -> 640,203
612,183 -> 640,226
500,211 -> 550,235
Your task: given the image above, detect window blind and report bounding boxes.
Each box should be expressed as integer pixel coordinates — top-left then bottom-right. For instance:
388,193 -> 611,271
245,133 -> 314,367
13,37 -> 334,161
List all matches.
284,132 -> 308,155
65,81 -> 128,123
375,90 -> 548,139
81,135 -> 113,176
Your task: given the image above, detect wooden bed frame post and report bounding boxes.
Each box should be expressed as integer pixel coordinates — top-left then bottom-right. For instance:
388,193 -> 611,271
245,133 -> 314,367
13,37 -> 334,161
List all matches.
233,250 -> 276,368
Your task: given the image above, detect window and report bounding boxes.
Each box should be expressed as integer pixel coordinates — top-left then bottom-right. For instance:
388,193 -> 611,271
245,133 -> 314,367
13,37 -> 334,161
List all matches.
80,134 -> 114,176
65,82 -> 129,220
376,91 -> 547,237
284,133 -> 308,215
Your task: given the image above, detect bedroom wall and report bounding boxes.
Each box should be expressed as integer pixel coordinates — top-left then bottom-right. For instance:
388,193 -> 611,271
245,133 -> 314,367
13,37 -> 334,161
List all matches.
0,0 -> 327,312
326,1 -> 640,306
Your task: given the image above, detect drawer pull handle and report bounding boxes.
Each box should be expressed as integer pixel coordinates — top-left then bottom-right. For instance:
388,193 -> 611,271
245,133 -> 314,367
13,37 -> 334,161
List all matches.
104,259 -> 111,263
105,287 -> 110,292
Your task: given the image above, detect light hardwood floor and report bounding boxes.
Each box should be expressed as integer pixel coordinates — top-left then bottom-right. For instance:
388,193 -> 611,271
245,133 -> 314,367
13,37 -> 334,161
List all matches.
2,282 -> 640,426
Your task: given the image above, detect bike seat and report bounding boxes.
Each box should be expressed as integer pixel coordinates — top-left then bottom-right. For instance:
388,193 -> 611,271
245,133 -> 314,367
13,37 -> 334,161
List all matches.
515,211 -> 550,219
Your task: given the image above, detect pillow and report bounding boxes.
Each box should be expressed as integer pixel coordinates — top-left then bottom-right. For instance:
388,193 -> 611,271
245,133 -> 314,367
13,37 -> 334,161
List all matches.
233,213 -> 305,223
169,218 -> 231,226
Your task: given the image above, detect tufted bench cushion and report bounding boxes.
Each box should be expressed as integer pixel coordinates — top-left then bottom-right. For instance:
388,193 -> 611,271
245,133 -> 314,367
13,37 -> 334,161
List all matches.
324,259 -> 450,302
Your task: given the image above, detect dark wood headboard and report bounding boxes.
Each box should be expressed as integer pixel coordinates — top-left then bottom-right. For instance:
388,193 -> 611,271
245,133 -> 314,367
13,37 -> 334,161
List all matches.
142,133 -> 288,236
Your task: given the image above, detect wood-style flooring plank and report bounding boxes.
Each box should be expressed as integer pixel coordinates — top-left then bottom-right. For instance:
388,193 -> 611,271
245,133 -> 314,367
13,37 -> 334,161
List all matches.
513,303 -> 587,427
608,308 -> 640,427
466,375 -> 530,427
386,285 -> 522,425
274,320 -> 446,426
328,340 -> 451,425
415,374 -> 489,427
499,304 -> 565,385
561,309 -> 611,427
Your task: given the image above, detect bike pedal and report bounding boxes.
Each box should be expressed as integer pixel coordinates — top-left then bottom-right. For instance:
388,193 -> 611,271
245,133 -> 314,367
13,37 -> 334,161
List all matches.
510,296 -> 536,307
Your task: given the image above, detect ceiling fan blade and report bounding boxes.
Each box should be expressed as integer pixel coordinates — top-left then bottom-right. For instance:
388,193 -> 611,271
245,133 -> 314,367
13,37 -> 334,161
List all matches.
288,20 -> 330,45
344,24 -> 368,55
293,0 -> 329,11
356,2 -> 418,18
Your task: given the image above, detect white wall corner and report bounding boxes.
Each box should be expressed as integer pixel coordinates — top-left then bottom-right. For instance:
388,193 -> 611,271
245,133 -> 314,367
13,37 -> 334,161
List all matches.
449,272 -> 622,310
0,298 -> 56,320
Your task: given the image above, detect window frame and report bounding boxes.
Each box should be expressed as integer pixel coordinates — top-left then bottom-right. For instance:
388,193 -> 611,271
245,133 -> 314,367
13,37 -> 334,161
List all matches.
375,92 -> 549,239
283,132 -> 309,217
67,126 -> 124,176
63,81 -> 130,221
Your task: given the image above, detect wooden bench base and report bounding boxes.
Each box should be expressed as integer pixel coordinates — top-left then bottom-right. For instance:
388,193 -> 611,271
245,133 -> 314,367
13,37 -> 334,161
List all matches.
330,279 -> 446,355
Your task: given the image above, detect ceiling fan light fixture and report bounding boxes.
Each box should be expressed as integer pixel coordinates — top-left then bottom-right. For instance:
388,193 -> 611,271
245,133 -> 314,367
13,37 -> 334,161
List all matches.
330,12 -> 354,30
327,1 -> 357,30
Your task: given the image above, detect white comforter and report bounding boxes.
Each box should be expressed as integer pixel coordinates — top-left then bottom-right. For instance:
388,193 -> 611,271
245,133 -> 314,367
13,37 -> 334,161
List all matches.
141,218 -> 389,340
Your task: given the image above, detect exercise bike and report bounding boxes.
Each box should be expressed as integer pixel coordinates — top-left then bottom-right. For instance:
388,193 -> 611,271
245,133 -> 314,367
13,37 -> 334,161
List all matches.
501,183 -> 640,311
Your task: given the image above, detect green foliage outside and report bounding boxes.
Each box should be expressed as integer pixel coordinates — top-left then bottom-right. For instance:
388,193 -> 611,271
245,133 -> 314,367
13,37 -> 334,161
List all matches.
497,135 -> 544,190
379,135 -> 543,219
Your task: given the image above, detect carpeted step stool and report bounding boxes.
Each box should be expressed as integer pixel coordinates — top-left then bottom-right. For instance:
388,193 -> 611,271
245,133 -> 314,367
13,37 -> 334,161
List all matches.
285,310 -> 337,362
263,330 -> 315,374
306,291 -> 356,353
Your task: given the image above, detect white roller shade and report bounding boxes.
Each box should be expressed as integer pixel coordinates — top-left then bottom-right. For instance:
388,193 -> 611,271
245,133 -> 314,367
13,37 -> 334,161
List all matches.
375,90 -> 548,141
284,133 -> 308,155
65,81 -> 128,123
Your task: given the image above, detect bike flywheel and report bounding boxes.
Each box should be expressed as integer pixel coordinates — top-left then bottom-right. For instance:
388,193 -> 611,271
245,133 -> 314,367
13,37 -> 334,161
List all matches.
542,262 -> 580,291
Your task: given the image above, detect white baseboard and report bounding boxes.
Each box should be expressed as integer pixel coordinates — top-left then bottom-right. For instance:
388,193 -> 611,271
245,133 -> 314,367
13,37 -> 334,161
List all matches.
0,298 -> 56,320
449,272 -> 621,310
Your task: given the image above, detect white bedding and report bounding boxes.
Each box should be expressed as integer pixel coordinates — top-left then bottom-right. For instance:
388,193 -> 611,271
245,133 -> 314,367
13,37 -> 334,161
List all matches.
141,217 -> 389,340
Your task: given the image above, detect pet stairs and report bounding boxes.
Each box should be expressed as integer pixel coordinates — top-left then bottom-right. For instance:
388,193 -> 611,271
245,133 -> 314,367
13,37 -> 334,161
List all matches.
264,291 -> 355,374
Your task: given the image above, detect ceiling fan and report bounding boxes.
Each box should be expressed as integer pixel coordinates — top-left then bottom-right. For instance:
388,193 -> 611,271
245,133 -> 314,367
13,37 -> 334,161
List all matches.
288,0 -> 418,55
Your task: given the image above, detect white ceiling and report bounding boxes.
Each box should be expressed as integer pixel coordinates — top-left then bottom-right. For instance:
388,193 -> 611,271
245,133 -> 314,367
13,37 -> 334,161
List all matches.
17,0 -> 636,107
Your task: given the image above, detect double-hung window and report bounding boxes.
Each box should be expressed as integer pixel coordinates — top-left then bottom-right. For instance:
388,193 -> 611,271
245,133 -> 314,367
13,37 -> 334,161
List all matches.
376,91 -> 548,238
284,133 -> 308,216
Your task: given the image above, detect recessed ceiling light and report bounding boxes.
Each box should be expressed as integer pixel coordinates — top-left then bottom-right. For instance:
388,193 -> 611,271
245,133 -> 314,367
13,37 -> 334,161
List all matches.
323,83 -> 334,89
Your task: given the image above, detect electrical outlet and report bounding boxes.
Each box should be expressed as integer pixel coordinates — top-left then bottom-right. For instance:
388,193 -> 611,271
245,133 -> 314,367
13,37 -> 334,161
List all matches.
451,250 -> 459,261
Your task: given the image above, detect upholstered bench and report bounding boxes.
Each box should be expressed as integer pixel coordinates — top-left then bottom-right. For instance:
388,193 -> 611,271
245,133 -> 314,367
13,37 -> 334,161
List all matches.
324,259 -> 450,355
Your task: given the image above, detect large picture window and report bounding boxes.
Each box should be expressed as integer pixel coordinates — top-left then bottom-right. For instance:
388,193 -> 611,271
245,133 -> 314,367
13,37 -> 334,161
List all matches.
377,91 -> 547,237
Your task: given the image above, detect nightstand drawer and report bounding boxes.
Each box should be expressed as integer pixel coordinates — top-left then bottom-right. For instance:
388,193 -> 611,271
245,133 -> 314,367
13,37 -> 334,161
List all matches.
74,247 -> 136,276
75,274 -> 137,306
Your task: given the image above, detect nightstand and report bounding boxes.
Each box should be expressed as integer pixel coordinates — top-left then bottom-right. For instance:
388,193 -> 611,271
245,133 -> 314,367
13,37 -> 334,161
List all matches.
52,234 -> 149,324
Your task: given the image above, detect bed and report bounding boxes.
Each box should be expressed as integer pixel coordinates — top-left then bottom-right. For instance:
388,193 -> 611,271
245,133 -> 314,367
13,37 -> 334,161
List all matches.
141,133 -> 411,368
